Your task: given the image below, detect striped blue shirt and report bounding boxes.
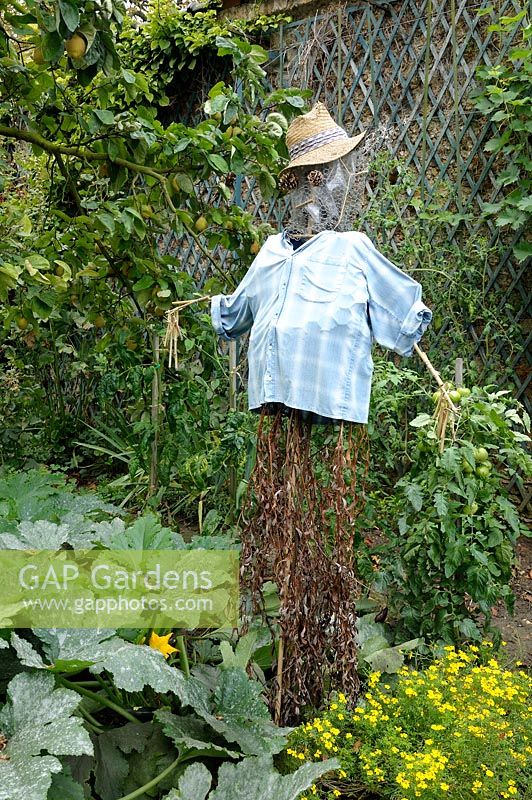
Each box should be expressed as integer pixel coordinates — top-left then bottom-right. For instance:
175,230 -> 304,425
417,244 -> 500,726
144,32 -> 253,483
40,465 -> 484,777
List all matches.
211,230 -> 432,423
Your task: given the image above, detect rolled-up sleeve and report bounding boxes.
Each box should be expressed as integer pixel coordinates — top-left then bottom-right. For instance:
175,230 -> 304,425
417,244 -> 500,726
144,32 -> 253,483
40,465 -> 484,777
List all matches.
358,234 -> 432,356
211,266 -> 255,341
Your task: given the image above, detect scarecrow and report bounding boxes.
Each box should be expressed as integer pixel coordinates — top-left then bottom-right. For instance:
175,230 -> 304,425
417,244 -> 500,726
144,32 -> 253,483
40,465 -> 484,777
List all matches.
167,104 -> 455,723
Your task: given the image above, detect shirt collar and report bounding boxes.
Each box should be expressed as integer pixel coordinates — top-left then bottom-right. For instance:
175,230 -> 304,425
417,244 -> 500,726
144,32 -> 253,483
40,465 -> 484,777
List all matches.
280,229 -> 330,252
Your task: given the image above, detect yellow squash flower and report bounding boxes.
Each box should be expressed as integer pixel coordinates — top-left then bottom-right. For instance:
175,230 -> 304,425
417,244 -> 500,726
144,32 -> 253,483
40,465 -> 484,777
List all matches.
149,631 -> 178,659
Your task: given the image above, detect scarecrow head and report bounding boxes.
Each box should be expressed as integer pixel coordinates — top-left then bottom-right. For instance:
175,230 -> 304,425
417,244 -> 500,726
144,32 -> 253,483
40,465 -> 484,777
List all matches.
279,102 -> 370,237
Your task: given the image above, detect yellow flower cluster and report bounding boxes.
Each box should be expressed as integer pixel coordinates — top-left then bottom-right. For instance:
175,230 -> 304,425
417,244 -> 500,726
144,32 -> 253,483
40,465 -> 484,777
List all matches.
287,645 -> 531,800
395,748 -> 449,796
300,715 -> 342,753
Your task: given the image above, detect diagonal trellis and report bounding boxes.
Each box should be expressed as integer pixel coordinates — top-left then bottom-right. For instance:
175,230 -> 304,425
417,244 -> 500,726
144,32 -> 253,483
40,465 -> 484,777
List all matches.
267,0 -> 530,415
162,1 -> 530,422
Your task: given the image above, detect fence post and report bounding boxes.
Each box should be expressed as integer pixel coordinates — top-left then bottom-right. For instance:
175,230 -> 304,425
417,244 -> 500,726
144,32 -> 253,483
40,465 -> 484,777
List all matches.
454,357 -> 464,387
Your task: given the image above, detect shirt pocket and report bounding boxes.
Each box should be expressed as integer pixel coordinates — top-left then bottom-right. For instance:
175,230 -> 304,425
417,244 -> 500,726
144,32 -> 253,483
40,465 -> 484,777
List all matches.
297,257 -> 348,303
348,268 -> 369,305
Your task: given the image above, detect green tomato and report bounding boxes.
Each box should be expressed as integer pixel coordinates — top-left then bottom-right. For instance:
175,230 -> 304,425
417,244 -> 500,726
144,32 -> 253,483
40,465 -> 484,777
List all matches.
449,390 -> 462,403
461,459 -> 474,474
432,390 -> 441,403
474,447 -> 489,463
464,501 -> 479,515
476,465 -> 491,479
457,387 -> 471,398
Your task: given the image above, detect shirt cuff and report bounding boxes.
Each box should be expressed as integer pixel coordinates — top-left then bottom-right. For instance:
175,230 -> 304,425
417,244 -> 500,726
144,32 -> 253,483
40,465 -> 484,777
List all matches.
393,300 -> 432,356
211,295 -> 231,340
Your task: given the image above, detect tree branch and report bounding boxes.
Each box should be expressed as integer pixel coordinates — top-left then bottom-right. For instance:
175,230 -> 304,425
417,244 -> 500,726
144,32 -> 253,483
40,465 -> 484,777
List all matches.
0,124 -> 166,178
3,124 -> 236,291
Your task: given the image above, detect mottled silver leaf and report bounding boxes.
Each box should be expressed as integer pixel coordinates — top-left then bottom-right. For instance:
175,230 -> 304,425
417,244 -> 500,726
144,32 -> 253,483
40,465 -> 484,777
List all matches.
209,755 -> 339,800
167,762 -> 212,800
155,709 -> 240,759
29,630 -> 209,715
0,672 -> 93,800
10,633 -> 46,668
0,520 -> 70,550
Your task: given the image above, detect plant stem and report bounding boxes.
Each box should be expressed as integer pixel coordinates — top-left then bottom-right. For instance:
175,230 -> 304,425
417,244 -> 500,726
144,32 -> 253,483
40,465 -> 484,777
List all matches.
73,680 -> 102,687
77,704 -> 105,732
175,634 -> 190,678
228,339 -> 238,502
114,755 -> 183,800
59,678 -> 138,724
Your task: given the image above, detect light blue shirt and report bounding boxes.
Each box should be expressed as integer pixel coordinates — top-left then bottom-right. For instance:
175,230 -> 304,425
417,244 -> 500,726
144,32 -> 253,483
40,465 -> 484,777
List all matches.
211,230 -> 432,423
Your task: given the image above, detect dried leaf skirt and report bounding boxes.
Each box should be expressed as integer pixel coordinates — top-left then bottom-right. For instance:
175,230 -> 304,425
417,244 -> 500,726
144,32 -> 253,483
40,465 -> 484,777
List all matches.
241,407 -> 368,724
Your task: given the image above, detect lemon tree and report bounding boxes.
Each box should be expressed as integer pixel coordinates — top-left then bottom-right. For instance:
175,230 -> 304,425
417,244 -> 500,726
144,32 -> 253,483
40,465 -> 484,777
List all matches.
0,0 -> 307,501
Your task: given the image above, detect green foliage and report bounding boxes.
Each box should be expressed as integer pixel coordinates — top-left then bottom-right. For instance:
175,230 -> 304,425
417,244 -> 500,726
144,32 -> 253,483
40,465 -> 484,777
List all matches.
1,626 -> 297,800
1,0 -> 125,81
0,0 -> 307,516
384,385 -> 531,643
366,356 -> 428,487
0,468 -> 119,525
362,156 -> 523,390
0,671 -> 93,800
0,471 -> 299,800
166,756 -> 338,800
124,0 -> 291,106
285,645 -> 531,800
472,7 -> 532,259
356,609 -> 421,675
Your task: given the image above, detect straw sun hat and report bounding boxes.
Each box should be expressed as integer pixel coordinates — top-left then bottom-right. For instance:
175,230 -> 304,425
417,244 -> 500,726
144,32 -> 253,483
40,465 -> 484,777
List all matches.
279,102 -> 366,177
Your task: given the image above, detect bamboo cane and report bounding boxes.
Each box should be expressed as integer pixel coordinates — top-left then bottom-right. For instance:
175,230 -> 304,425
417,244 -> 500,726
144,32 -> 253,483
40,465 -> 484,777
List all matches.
414,343 -> 459,414
414,343 -> 459,451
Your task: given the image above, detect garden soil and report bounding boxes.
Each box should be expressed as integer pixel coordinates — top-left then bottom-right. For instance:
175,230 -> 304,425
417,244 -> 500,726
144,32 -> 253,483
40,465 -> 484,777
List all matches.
495,533 -> 532,666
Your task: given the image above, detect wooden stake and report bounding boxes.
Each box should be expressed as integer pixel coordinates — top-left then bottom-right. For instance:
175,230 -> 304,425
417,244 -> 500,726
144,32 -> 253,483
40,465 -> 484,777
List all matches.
228,339 -> 238,501
274,636 -> 284,724
414,343 -> 459,414
149,333 -> 160,495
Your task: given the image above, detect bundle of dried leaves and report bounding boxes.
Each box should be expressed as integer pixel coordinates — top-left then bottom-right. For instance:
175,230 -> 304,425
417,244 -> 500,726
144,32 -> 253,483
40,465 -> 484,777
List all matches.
241,408 -> 369,724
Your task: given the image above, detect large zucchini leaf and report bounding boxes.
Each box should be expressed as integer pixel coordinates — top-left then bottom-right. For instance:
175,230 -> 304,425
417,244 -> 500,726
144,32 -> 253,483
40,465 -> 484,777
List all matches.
0,672 -> 93,800
156,709 -> 240,760
194,667 -> 290,755
164,755 -> 339,800
12,630 -> 209,714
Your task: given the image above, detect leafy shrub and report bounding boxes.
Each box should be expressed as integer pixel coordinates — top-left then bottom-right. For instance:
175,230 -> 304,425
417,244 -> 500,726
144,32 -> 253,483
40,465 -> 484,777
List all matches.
472,7 -> 532,261
285,645 -> 531,800
381,384 -> 531,644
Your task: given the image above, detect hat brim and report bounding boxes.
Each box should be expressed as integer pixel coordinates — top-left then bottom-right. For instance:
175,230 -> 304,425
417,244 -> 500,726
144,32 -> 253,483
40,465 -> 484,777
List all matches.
279,130 -> 366,177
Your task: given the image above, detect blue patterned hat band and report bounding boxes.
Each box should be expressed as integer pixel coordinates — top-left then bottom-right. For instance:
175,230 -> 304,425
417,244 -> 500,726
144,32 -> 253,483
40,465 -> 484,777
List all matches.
288,127 -> 349,161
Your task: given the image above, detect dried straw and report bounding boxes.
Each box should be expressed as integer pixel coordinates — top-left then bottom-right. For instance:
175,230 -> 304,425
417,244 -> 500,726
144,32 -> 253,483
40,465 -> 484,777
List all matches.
163,295 -> 209,369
